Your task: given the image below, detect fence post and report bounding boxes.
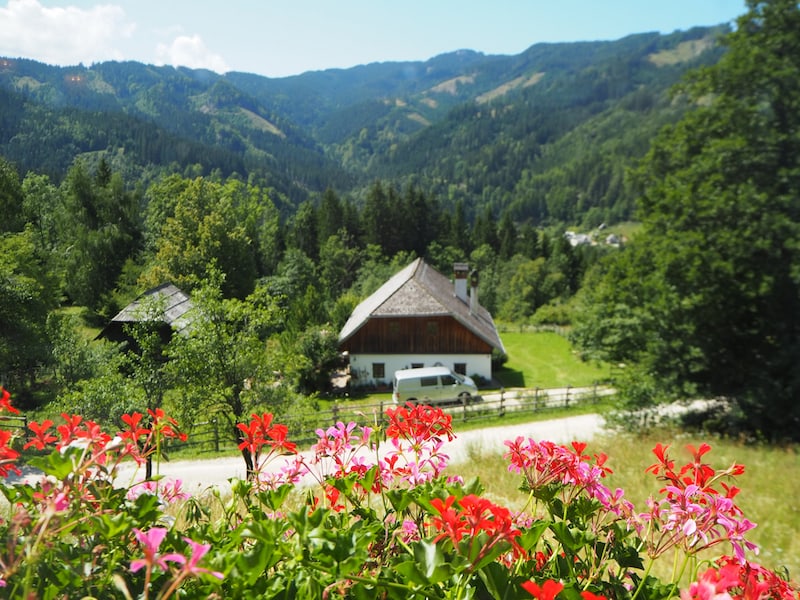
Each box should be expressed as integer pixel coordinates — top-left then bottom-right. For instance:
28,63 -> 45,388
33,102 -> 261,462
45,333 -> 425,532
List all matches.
212,418 -> 219,453
535,387 -> 540,411
499,388 -> 505,417
332,403 -> 339,425
565,385 -> 571,407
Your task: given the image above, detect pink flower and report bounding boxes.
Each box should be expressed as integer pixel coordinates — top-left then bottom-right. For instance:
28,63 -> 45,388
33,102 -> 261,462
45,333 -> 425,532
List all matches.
181,538 -> 224,579
130,527 -> 185,573
128,478 -> 190,504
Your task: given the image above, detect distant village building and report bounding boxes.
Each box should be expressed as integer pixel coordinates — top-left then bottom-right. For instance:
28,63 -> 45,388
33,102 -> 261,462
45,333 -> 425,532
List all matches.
97,283 -> 194,350
338,259 -> 505,388
564,230 -> 592,247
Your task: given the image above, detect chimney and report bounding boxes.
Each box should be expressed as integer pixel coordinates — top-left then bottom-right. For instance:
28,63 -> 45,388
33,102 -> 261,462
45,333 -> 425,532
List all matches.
470,269 -> 479,315
453,263 -> 469,303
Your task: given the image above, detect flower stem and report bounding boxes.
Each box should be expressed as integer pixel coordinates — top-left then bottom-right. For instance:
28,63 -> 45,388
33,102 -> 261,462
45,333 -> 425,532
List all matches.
630,557 -> 654,600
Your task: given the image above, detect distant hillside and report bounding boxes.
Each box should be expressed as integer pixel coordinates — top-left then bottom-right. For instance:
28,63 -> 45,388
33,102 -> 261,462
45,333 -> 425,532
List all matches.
0,24 -> 727,222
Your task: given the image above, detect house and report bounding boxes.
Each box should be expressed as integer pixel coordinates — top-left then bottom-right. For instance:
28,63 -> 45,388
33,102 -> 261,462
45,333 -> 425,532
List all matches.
338,258 -> 505,387
96,282 -> 194,349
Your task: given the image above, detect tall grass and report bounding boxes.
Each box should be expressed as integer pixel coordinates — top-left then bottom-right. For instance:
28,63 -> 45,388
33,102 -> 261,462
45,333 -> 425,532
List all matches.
448,430 -> 800,579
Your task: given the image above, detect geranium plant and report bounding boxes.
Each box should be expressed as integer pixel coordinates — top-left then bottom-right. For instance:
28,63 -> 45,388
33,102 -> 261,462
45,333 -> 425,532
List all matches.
0,385 -> 797,599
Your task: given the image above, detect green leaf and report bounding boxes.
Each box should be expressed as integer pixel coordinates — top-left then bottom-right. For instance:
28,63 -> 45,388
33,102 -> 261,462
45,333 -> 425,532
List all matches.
28,448 -> 80,480
386,488 -> 414,513
477,560 -> 514,599
254,483 -> 292,511
519,519 -> 550,552
394,559 -> 429,586
413,540 -> 453,584
613,542 -> 645,570
550,521 -> 587,554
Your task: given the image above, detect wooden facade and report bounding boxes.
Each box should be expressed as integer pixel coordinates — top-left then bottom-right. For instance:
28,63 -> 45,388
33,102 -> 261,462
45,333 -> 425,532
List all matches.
341,315 -> 494,355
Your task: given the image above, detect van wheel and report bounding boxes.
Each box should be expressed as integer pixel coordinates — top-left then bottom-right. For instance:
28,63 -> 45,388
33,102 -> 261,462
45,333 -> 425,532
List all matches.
459,393 -> 472,405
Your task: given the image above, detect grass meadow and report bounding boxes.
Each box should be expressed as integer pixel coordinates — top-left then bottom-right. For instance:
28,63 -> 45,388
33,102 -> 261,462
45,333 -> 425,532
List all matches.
448,429 -> 800,581
493,328 -> 612,389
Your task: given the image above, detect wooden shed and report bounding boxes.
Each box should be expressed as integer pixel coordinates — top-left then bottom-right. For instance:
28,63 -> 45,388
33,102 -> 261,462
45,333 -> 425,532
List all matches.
97,283 -> 194,349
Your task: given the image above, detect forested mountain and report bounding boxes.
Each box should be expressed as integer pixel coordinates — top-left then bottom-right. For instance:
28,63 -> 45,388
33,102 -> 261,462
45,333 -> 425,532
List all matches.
0,25 -> 725,223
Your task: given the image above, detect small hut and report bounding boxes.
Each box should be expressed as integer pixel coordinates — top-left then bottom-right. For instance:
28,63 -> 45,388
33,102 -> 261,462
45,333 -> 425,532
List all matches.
96,283 -> 194,349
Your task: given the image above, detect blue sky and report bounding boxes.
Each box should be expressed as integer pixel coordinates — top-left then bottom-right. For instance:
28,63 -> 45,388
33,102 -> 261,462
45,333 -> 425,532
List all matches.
0,0 -> 747,78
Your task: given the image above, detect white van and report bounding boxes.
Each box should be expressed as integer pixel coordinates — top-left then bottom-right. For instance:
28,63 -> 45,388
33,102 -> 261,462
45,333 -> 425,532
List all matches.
392,366 -> 479,405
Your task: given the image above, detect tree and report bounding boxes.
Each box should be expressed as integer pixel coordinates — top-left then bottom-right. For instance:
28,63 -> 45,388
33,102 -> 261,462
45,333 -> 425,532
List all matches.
316,187 -> 344,250
0,157 -> 24,233
166,279 -> 283,476
319,230 -> 361,304
497,211 -> 517,261
57,161 -> 142,312
21,173 -> 61,255
572,0 -> 800,441
0,230 -> 58,398
287,200 -> 319,260
471,205 -> 498,251
141,177 -> 257,298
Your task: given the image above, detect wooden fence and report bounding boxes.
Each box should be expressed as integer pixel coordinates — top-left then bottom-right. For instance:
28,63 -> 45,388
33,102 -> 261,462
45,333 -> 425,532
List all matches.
2,385 -> 612,455
166,384 -> 611,454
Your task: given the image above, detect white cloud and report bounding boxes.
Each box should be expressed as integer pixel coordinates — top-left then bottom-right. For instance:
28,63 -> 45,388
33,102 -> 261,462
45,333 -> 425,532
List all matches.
0,0 -> 135,65
156,34 -> 229,73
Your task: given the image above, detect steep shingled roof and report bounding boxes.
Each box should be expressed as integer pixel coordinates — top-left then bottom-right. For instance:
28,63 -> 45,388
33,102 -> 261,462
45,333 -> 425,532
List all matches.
338,258 -> 505,353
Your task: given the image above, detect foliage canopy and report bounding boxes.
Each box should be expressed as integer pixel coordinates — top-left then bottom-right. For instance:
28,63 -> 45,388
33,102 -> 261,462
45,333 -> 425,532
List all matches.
572,0 -> 800,441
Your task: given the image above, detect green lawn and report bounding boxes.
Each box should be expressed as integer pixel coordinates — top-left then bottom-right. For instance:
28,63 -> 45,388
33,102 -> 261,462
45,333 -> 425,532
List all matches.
494,329 -> 611,389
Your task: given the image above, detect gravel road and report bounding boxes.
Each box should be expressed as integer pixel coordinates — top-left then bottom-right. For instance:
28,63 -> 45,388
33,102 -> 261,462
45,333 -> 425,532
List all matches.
115,412 -> 607,496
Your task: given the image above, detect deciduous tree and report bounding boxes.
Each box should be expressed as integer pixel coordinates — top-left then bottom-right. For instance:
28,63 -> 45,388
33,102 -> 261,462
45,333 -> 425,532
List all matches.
572,0 -> 800,440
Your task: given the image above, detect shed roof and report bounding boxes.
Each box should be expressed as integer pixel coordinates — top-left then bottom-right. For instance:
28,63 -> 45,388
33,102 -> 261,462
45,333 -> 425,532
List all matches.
107,282 -> 194,334
338,258 -> 505,353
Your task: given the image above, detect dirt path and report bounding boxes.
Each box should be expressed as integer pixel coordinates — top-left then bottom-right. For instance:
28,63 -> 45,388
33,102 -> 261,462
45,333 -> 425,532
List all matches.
115,413 -> 606,496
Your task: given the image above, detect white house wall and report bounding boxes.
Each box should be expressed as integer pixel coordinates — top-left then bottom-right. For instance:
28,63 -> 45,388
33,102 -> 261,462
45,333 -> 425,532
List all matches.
349,353 -> 492,387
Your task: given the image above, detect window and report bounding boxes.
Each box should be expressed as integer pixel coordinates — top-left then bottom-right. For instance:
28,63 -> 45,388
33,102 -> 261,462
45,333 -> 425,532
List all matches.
420,376 -> 438,387
441,375 -> 456,386
426,321 -> 439,336
372,363 -> 385,380
411,362 -> 424,369
453,363 -> 467,376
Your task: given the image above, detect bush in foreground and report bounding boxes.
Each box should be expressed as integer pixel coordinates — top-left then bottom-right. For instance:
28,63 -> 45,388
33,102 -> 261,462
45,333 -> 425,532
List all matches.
0,386 -> 797,599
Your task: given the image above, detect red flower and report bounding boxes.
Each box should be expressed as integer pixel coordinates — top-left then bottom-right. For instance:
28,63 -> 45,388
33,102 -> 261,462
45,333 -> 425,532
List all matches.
0,429 -> 21,477
0,387 -> 19,414
56,413 -> 83,446
237,413 -> 296,455
580,592 -> 608,600
24,419 -> 58,450
147,408 -> 188,442
430,494 -> 524,562
522,579 -> 564,600
430,495 -> 466,544
645,443 -> 674,477
120,412 -> 150,441
323,483 -> 345,512
385,402 -> 454,445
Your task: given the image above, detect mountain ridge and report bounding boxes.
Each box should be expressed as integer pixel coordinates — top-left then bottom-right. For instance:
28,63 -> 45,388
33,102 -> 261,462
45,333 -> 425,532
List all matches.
0,24 -> 728,223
